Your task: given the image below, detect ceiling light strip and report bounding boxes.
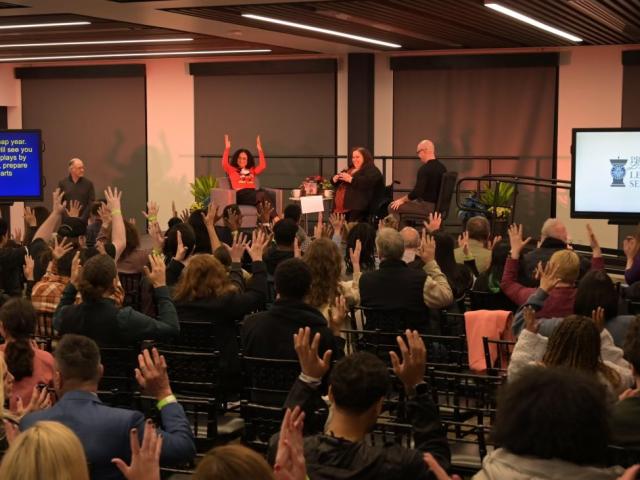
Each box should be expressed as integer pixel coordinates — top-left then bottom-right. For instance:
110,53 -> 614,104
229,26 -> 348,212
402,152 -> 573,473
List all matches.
0,49 -> 272,63
485,3 -> 583,42
0,38 -> 194,48
242,13 -> 401,48
0,21 -> 91,30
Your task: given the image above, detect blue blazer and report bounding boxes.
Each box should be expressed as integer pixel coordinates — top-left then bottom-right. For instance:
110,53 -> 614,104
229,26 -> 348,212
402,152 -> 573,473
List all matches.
21,390 -> 196,480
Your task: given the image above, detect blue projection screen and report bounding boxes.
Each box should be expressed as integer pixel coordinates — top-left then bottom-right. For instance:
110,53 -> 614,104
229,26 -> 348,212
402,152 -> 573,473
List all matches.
0,130 -> 43,201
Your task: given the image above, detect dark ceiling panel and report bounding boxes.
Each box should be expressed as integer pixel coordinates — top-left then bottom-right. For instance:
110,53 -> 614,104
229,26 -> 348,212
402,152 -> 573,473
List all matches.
165,0 -> 640,50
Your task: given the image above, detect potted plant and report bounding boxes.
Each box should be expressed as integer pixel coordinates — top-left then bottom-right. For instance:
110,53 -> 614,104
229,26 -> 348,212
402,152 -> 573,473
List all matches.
320,177 -> 334,198
480,181 -> 515,236
189,175 -> 218,211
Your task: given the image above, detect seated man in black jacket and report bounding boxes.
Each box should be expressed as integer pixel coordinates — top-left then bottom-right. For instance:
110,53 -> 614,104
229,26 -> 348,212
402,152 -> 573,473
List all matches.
268,327 -> 450,479
262,219 -> 297,275
241,258 -> 344,361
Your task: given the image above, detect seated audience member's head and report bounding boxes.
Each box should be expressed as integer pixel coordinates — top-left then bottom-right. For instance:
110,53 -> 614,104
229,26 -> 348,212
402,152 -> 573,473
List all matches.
543,315 -> 621,391
304,238 -> 342,309
189,209 -> 212,254
173,254 -> 237,302
375,228 -> 404,262
574,270 -> 618,321
163,223 -> 196,261
0,298 -> 37,382
0,421 -> 90,480
345,222 -> 376,273
540,218 -> 569,244
381,214 -> 399,231
223,204 -> 242,230
466,216 -> 491,244
273,219 -> 297,249
213,245 -> 232,270
274,258 -> 311,301
194,444 -> 275,480
283,204 -> 302,225
54,334 -> 102,394
548,249 -> 580,285
0,218 -> 9,247
400,227 -> 420,263
492,366 -> 609,466
329,352 -> 390,427
623,317 -> 640,377
78,254 -> 118,302
89,200 -> 105,222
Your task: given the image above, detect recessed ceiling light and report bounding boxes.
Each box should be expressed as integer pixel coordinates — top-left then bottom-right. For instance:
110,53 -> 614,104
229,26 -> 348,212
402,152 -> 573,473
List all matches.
0,38 -> 194,48
0,21 -> 91,30
485,3 -> 583,42
0,49 -> 271,62
241,13 -> 402,48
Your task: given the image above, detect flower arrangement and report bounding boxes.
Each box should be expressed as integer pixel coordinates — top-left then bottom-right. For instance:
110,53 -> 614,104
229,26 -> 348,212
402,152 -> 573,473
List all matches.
480,182 -> 515,219
299,175 -> 333,195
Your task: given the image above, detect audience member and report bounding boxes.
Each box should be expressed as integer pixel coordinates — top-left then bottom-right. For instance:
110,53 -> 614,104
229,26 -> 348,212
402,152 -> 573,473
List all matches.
21,335 -> 196,480
454,216 -> 493,273
502,224 -> 603,330
304,237 -> 359,321
242,258 -> 345,363
54,252 -> 179,345
400,226 -> 421,265
0,421 -> 90,480
284,203 -> 310,252
57,157 -> 95,222
519,218 -> 590,286
0,298 -> 54,411
0,217 -> 27,296
268,328 -> 450,478
508,309 -> 632,400
433,231 -> 474,305
345,222 -> 376,274
610,316 -> 640,447
623,226 -> 640,287
263,218 -> 297,275
173,230 -> 269,390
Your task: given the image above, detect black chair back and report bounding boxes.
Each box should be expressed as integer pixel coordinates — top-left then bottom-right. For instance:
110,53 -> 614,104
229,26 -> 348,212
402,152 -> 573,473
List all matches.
159,348 -> 221,400
435,171 -> 458,221
98,345 -> 139,407
242,355 -> 300,407
172,321 -> 216,352
482,337 -> 515,376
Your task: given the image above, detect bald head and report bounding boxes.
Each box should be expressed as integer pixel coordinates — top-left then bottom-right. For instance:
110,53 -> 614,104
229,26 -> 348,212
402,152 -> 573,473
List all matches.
416,139 -> 435,163
541,218 -> 568,243
400,227 -> 420,249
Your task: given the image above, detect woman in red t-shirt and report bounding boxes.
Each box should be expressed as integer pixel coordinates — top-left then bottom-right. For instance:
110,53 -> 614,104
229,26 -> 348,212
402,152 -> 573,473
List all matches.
221,134 -> 275,210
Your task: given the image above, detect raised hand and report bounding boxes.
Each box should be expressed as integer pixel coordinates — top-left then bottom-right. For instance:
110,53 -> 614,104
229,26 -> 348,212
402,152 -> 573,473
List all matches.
389,330 -> 427,392
112,420 -> 162,480
148,222 -> 164,253
489,235 -> 502,250
328,295 -> 347,335
24,206 -> 36,227
142,201 -> 159,223
70,251 -> 82,288
65,200 -> 83,218
143,254 -> 166,288
23,254 -> 34,281
523,306 -> 539,334
226,210 -> 242,231
171,200 -> 178,219
52,188 -> 66,215
134,348 -> 172,401
349,239 -> 362,274
247,228 -> 270,261
457,231 -> 470,257
16,384 -> 52,418
294,237 -> 301,258
201,202 -> 221,230
508,224 -> 531,260
224,134 -> 231,150
537,261 -> 561,293
97,203 -> 112,227
423,211 -> 442,233
256,200 -> 273,224
12,227 -> 22,244
329,212 -> 345,235
592,306 -> 605,332
256,134 -> 263,152
586,224 -> 602,258
274,407 -> 307,480
293,327 -> 332,380
104,186 -> 122,212
173,230 -> 188,263
417,230 -> 436,263
179,208 -> 190,224
229,232 -> 249,263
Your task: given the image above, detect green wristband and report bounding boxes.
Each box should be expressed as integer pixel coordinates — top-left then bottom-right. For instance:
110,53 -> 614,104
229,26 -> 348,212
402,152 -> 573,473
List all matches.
157,394 -> 177,410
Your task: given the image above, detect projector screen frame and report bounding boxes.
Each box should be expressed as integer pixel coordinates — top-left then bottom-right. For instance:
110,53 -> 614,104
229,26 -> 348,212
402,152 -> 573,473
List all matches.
571,127 -> 640,221
0,129 -> 44,203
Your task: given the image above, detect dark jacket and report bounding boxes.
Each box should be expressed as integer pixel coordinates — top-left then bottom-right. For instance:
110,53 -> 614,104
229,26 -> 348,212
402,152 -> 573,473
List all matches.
0,245 -> 26,295
610,396 -> 640,447
519,238 -> 591,287
268,378 -> 451,480
263,247 -> 295,276
54,284 -> 179,346
21,390 -> 196,480
241,299 -> 343,360
174,260 -> 267,390
334,163 -> 384,213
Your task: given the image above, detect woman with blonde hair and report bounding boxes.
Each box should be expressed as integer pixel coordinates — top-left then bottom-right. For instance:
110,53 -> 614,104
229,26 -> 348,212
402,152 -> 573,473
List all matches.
0,421 -> 89,480
304,237 -> 360,322
173,231 -> 269,393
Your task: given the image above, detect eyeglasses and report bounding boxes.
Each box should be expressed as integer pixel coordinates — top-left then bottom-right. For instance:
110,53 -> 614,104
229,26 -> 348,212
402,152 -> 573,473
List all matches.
416,148 -> 425,154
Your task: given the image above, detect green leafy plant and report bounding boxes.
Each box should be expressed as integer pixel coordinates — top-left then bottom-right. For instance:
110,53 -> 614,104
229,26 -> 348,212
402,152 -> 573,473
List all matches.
189,175 -> 218,209
479,182 -> 515,219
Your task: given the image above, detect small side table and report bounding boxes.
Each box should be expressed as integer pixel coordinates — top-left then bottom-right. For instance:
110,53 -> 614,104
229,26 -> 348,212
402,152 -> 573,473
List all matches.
289,196 -> 334,233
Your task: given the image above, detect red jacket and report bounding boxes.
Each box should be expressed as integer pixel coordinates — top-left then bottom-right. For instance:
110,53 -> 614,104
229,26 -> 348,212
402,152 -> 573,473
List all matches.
500,256 -> 604,319
221,147 -> 266,190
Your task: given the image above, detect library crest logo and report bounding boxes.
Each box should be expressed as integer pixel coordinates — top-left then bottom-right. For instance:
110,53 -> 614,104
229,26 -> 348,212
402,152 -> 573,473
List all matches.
610,157 -> 640,188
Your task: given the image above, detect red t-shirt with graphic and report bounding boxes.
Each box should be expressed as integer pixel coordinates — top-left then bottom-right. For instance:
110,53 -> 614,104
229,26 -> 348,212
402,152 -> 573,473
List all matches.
221,147 -> 267,190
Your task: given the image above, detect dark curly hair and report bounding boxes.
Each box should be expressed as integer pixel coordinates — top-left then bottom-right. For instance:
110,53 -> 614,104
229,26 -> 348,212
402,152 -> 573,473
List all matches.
0,298 -> 36,381
492,365 -> 609,465
230,149 -> 255,169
